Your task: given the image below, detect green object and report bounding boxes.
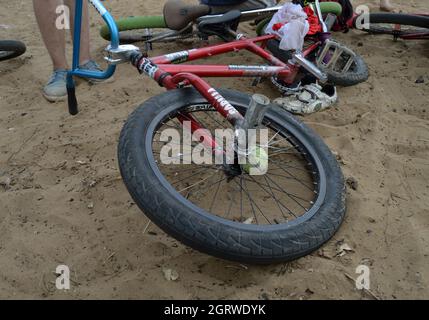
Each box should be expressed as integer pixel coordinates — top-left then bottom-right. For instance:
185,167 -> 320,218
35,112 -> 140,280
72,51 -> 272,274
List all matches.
100,15 -> 166,40
256,1 -> 343,35
100,2 -> 343,40
242,146 -> 269,175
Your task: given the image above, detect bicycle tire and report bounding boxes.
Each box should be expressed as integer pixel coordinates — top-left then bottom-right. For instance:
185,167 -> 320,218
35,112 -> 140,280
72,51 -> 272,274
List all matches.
100,15 -> 166,41
0,40 -> 26,61
355,13 -> 429,37
118,88 -> 346,264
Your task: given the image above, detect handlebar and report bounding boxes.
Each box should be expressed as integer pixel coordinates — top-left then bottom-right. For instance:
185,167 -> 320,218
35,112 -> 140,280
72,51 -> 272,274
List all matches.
67,0 -> 120,115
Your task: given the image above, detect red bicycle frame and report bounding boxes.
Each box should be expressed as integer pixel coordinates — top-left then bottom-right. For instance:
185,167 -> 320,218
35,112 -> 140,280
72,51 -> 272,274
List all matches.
133,34 -> 319,120
133,35 -> 320,152
150,34 -> 318,85
131,34 -> 320,149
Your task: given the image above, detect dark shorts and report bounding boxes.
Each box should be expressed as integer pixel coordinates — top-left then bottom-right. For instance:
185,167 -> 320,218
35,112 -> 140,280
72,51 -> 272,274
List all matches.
209,0 -> 270,14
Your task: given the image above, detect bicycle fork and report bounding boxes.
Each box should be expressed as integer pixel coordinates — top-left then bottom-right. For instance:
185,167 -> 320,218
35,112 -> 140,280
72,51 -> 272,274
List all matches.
123,47 -> 271,174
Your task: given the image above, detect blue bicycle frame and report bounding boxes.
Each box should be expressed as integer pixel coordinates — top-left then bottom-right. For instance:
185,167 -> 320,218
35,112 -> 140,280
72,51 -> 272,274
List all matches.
67,0 -> 119,115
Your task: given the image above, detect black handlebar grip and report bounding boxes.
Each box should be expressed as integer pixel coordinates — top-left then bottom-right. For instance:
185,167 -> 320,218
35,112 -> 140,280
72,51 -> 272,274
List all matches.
67,84 -> 79,115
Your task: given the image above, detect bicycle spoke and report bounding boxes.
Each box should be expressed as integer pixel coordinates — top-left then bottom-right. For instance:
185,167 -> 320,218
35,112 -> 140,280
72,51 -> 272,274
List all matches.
247,175 -> 297,219
153,106 -> 320,226
242,178 -> 259,225
233,178 -> 272,224
265,174 -> 310,212
171,166 -> 217,186
188,175 -> 229,202
241,176 -> 313,204
269,160 -> 315,191
177,170 -> 221,194
262,175 -> 291,219
269,159 -> 315,173
209,172 -> 224,213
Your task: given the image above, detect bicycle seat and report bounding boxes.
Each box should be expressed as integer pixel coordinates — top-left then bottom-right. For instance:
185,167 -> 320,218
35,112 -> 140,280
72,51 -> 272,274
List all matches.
197,10 -> 242,41
164,0 -> 211,30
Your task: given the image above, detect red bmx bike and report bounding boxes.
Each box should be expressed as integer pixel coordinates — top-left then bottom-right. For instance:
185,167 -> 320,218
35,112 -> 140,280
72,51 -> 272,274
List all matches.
68,0 -> 345,264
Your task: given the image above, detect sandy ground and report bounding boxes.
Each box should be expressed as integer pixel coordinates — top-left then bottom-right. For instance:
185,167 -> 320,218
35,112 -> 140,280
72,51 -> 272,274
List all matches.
0,0 -> 428,299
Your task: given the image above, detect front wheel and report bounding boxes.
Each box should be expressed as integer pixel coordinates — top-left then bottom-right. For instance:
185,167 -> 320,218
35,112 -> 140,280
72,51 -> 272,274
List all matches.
100,15 -> 173,43
118,88 -> 346,264
0,40 -> 26,61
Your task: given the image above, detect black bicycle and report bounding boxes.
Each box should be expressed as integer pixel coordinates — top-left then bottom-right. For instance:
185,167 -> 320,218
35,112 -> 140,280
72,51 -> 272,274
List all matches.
0,40 -> 26,61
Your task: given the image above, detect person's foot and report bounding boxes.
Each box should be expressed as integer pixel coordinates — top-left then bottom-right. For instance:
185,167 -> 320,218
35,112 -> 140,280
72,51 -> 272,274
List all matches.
78,60 -> 114,84
380,0 -> 396,12
42,69 -> 68,102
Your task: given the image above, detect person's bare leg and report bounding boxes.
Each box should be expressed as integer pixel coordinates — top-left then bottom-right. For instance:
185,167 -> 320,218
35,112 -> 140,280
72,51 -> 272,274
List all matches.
33,0 -> 68,70
64,0 -> 91,65
380,0 -> 396,12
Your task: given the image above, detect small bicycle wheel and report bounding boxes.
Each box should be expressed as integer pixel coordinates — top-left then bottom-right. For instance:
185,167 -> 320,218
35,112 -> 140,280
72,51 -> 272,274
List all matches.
355,13 -> 429,39
0,40 -> 26,61
118,88 -> 346,264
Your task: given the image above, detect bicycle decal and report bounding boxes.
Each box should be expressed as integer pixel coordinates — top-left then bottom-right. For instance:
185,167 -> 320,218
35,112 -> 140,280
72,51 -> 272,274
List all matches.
228,65 -> 279,76
137,58 -> 159,79
164,50 -> 191,64
207,88 -> 239,117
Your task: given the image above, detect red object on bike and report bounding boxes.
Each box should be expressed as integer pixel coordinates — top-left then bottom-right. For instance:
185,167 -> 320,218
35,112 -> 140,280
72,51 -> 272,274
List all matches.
304,6 -> 322,35
272,22 -> 285,31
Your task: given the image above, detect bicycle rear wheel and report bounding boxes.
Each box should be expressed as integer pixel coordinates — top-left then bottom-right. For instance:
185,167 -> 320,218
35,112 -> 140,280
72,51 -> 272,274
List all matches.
118,88 -> 346,264
0,40 -> 26,61
100,15 -> 173,43
355,13 -> 429,39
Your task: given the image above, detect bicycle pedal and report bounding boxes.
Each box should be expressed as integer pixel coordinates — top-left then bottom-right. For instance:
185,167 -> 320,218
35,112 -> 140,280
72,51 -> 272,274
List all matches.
316,40 -> 356,74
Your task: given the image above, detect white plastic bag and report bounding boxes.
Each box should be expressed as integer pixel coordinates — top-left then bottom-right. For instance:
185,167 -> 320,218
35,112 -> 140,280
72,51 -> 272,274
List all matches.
265,3 -> 310,51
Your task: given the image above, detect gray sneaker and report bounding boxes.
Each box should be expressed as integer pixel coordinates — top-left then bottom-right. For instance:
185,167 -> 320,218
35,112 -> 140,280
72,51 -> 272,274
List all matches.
42,69 -> 68,102
79,60 -> 114,84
